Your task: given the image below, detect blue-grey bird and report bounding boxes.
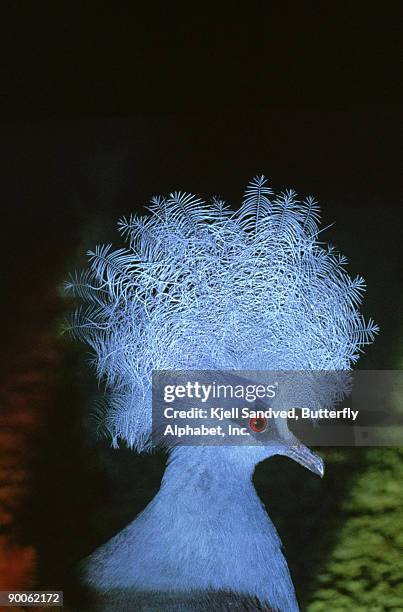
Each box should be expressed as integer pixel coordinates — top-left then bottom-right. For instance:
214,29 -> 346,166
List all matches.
66,176 -> 377,611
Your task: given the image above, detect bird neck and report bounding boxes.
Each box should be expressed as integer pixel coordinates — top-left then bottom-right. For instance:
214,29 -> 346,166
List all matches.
162,446 -> 257,501
138,445 -> 298,610
85,445 -> 299,611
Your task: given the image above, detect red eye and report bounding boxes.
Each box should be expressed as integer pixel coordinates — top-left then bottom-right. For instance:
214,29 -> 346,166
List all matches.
249,417 -> 267,433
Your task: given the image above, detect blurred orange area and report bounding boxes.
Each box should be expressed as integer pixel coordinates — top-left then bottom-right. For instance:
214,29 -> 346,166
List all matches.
0,314 -> 62,594
0,538 -> 36,590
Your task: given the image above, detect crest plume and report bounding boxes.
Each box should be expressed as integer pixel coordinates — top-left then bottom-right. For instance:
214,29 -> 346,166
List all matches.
65,176 -> 378,451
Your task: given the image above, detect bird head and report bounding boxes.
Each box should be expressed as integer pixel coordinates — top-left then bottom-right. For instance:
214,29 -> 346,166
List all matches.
242,411 -> 324,477
65,176 -> 378,457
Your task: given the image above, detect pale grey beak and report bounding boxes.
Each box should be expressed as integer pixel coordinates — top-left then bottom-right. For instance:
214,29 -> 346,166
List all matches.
284,443 -> 325,477
273,417 -> 325,477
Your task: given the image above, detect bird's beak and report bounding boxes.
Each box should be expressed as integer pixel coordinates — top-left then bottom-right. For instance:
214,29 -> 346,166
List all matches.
283,442 -> 325,478
273,417 -> 325,477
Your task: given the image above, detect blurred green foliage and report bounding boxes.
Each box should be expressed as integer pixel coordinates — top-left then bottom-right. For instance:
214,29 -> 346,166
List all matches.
306,448 -> 403,611
254,445 -> 403,611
